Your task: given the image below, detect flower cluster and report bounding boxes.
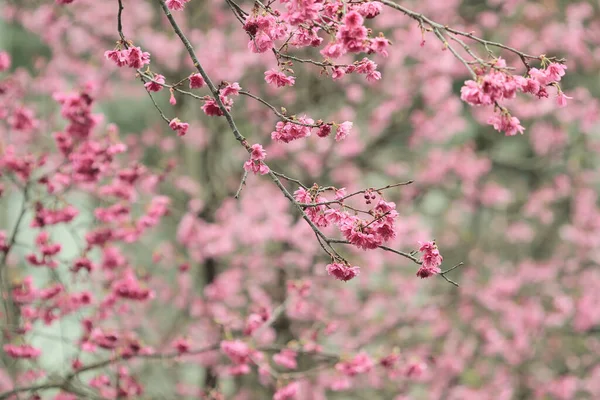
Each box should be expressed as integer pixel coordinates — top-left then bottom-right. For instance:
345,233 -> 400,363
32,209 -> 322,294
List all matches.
220,340 -> 261,375
416,241 -> 443,278
105,46 -> 150,69
166,0 -> 191,11
244,14 -> 288,53
271,116 -> 315,143
243,143 -> 270,175
3,344 -> 41,359
202,82 -> 241,117
264,68 -> 296,88
460,58 -> 569,135
326,262 -> 361,282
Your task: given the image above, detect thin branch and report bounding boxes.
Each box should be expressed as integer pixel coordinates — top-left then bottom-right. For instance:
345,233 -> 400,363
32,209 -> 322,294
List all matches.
377,0 -> 564,71
239,90 -> 324,128
300,180 -> 414,208
234,170 -> 248,199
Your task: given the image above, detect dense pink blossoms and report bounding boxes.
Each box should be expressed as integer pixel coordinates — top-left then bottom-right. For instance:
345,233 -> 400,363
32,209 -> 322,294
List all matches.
460,59 -> 568,135
326,262 -> 361,282
271,116 -> 314,143
0,0 -> 589,398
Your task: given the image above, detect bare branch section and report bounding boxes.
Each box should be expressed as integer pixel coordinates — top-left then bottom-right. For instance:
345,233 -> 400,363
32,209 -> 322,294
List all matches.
377,0 -> 564,71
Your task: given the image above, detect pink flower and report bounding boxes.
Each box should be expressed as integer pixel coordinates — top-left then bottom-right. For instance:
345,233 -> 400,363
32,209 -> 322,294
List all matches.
202,99 -> 223,116
249,143 -> 267,161
243,144 -> 270,175
405,360 -> 427,377
331,67 -> 346,80
355,58 -> 381,82
112,270 -> 153,301
104,49 -> 128,67
343,11 -> 364,28
271,116 -> 314,143
336,352 -> 374,376
169,118 -> 190,136
556,92 -> 572,108
369,37 -> 390,57
189,73 -> 205,89
169,89 -> 177,105
416,241 -> 443,279
273,382 -> 299,400
335,121 -> 353,141
317,124 -> 332,138
529,67 -> 549,86
264,69 -> 296,88
126,46 -> 151,69
336,13 -> 368,53
144,74 -> 165,92
221,82 -> 241,97
3,344 -> 41,359
105,47 -> 150,69
293,187 -> 312,204
326,262 -> 361,282
488,112 -> 525,136
172,337 -> 190,354
545,63 -> 567,82
460,70 -> 517,106
221,340 -> 252,365
0,51 -> 11,72
359,2 -> 382,18
321,42 -> 345,59
166,0 -> 190,11
273,349 -> 298,369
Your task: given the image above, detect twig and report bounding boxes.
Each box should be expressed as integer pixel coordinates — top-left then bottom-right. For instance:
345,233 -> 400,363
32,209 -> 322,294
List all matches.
234,170 -> 248,199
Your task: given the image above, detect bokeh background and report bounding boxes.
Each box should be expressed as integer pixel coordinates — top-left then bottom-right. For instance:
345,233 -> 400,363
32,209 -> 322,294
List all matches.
1,0 -> 600,399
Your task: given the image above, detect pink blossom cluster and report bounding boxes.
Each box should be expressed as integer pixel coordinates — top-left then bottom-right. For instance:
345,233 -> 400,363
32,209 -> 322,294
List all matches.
339,200 -> 399,250
54,90 -> 99,140
189,73 -> 205,89
243,306 -> 270,335
331,58 -> 382,82
165,0 -> 191,11
273,349 -> 298,369
111,269 -> 154,301
202,82 -> 241,117
460,59 -> 569,135
144,74 -> 165,92
416,241 -> 443,278
31,203 -> 78,227
105,46 -> 151,69
271,117 -> 352,143
271,116 -> 315,143
169,118 -> 189,136
273,382 -> 299,400
244,14 -> 289,53
243,143 -> 270,175
264,68 -> 296,88
7,106 -> 38,132
335,352 -> 374,376
25,231 -> 62,268
220,340 -> 262,375
0,50 -> 10,71
3,344 -> 41,359
326,262 -> 361,282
